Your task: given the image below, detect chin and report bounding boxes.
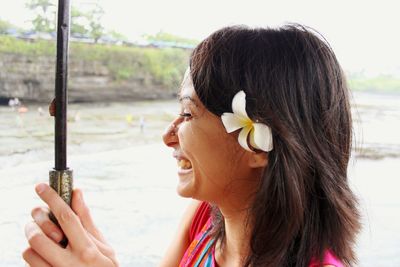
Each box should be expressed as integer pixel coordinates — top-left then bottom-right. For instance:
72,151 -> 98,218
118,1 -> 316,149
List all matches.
176,171 -> 196,197
176,183 -> 195,198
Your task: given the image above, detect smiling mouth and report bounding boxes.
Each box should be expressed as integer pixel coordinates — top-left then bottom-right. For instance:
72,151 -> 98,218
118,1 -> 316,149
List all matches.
178,158 -> 192,170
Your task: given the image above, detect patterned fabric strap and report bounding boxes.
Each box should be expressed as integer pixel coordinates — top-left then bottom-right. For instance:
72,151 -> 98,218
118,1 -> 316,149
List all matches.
179,218 -> 216,267
309,250 -> 343,267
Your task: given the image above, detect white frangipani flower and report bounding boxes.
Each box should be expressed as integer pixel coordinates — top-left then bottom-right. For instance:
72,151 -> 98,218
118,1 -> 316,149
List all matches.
221,90 -> 273,152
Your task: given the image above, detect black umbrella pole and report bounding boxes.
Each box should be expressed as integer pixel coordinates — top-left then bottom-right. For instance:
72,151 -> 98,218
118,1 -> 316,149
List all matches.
49,0 -> 72,248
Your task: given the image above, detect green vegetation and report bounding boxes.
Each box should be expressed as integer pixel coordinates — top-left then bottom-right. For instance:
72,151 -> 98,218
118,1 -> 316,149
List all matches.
25,0 -> 107,42
143,31 -> 199,46
69,40 -> 190,85
25,0 -> 56,33
348,75 -> 400,93
0,35 -> 190,88
81,3 -> 105,43
1,35 -> 398,93
70,7 -> 88,36
0,19 -> 17,34
0,35 -> 55,55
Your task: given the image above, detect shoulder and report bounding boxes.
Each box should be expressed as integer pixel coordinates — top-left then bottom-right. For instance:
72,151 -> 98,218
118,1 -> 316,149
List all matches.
158,200 -> 202,267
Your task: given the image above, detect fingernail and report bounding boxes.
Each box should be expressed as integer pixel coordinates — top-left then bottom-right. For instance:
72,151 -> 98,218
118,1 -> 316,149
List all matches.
50,231 -> 61,242
25,222 -> 40,240
35,183 -> 46,194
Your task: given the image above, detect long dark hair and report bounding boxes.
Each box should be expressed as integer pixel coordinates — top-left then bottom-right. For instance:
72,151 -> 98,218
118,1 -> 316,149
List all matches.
189,25 -> 361,266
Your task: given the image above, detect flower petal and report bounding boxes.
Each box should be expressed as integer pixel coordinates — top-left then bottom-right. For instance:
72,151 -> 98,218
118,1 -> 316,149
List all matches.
232,91 -> 250,120
249,123 -> 273,152
221,112 -> 244,133
238,126 -> 253,152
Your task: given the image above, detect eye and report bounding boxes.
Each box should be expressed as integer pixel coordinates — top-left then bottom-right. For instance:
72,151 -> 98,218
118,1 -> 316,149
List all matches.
179,112 -> 192,121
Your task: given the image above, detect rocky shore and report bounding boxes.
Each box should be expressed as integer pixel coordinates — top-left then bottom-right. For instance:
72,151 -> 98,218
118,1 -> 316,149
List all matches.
0,52 -> 179,104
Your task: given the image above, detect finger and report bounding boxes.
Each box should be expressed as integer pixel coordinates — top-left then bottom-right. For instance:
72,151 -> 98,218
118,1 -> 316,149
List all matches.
87,231 -> 116,262
35,183 -> 93,251
25,222 -> 66,266
31,206 -> 64,243
22,247 -> 52,267
71,189 -> 106,243
87,234 -> 119,267
49,99 -> 55,116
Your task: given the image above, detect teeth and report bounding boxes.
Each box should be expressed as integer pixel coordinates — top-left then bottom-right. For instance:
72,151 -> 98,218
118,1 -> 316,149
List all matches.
178,159 -> 192,170
185,161 -> 192,169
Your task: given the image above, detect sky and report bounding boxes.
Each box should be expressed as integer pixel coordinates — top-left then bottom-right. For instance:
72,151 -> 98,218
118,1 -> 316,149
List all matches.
0,0 -> 399,75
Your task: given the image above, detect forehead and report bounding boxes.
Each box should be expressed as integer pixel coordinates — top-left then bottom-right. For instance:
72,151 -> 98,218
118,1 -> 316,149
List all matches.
179,69 -> 198,105
180,69 -> 194,96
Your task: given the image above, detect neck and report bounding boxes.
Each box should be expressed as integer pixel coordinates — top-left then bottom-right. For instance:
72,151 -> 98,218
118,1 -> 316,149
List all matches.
213,168 -> 263,266
214,195 -> 255,266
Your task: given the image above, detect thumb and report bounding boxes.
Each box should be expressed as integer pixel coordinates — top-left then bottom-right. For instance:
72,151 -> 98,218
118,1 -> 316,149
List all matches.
71,188 -> 106,243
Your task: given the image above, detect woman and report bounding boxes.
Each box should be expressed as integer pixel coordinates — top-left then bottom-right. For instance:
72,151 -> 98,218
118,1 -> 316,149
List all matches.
23,25 -> 360,267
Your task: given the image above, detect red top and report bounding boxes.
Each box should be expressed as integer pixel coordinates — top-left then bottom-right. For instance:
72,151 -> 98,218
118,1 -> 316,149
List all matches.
187,202 -> 343,267
189,201 -> 212,243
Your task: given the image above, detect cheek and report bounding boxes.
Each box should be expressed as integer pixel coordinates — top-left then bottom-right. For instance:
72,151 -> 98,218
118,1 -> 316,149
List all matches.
203,131 -> 249,182
177,123 -> 195,149
180,122 -> 240,176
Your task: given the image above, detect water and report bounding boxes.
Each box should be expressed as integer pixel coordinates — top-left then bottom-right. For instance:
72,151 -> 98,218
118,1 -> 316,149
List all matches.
0,92 -> 399,266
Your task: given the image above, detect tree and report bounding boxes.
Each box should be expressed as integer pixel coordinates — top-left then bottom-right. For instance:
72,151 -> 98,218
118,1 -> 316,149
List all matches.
70,2 -> 105,42
25,0 -> 56,33
108,30 -> 128,42
25,0 -> 113,43
0,19 -> 14,34
71,6 -> 89,37
86,3 -> 104,43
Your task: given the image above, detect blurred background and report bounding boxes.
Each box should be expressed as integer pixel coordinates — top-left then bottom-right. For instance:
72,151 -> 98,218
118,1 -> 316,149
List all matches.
0,0 -> 399,266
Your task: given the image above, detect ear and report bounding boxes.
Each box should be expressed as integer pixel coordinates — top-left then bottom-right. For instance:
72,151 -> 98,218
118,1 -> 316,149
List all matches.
248,152 -> 268,168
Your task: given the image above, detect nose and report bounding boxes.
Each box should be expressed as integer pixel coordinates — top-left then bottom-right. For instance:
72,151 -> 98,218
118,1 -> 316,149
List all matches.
162,118 -> 180,147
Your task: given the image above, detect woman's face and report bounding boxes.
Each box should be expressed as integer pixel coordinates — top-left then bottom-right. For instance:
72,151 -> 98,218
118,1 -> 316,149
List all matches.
163,71 -> 262,205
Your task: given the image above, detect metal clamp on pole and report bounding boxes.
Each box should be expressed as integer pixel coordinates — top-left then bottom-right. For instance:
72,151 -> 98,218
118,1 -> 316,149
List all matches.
49,169 -> 73,209
49,169 -> 73,247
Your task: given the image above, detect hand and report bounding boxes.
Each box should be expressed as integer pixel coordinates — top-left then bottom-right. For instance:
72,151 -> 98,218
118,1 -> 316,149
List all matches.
22,184 -> 119,267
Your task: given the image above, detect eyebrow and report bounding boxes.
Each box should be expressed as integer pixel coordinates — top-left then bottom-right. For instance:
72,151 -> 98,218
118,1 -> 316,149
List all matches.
178,94 -> 198,106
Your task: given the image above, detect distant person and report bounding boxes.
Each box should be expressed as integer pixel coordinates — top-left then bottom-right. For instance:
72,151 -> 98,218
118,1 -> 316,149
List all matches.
139,115 -> 146,133
17,105 -> 28,114
8,97 -> 20,111
72,111 -> 81,122
125,114 -> 134,126
14,97 -> 20,107
8,98 -> 15,110
23,25 -> 360,267
37,107 -> 44,116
